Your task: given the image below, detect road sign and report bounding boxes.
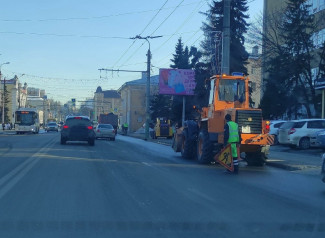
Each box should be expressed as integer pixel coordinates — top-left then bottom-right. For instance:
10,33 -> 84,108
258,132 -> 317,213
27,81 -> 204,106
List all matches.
215,144 -> 234,172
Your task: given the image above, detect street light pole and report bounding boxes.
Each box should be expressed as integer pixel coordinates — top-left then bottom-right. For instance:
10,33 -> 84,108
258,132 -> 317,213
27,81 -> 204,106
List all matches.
130,35 -> 162,140
1,62 -> 10,124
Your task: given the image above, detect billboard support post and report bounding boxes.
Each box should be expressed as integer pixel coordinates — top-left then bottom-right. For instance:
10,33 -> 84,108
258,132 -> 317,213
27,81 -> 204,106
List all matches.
182,96 -> 186,127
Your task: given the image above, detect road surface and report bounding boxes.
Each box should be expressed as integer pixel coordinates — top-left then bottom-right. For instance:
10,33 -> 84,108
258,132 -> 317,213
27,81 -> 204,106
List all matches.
0,132 -> 324,238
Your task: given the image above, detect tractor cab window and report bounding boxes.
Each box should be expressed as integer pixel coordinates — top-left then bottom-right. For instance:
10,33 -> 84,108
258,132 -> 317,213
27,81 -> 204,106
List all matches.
208,79 -> 215,105
218,79 -> 245,102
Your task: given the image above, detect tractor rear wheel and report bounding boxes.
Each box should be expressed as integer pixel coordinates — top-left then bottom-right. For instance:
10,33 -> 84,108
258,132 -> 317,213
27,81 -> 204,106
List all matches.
197,130 -> 213,164
181,130 -> 196,159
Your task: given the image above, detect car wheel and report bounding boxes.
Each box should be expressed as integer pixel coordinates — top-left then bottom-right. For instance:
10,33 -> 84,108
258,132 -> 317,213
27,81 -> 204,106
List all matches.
88,139 -> 95,146
299,137 -> 310,150
60,137 -> 66,145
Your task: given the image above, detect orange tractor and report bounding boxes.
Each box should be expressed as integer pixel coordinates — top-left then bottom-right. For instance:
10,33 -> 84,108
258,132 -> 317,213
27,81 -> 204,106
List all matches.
172,73 -> 274,166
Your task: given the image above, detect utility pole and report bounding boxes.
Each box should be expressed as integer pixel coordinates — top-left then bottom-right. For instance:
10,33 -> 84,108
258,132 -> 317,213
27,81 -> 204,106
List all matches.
100,35 -> 162,140
222,0 -> 231,75
130,35 -> 162,140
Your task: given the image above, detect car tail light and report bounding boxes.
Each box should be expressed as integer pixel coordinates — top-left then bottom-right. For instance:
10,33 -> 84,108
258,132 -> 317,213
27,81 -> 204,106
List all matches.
289,128 -> 296,135
97,129 -> 100,132
88,126 -> 93,130
63,125 -> 69,129
74,117 -> 82,119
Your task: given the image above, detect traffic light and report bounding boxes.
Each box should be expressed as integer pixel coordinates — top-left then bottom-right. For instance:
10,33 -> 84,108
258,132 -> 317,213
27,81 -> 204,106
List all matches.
72,98 -> 76,107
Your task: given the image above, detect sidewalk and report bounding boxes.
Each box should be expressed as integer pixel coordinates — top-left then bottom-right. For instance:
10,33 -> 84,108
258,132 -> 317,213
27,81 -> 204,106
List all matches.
266,146 -> 323,171
124,132 -> 322,172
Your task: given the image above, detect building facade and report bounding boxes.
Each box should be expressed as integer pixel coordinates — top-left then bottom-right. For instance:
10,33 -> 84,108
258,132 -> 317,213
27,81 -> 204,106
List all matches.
0,76 -> 28,124
263,0 -> 325,118
118,73 -> 159,133
94,88 -> 121,121
247,46 -> 262,108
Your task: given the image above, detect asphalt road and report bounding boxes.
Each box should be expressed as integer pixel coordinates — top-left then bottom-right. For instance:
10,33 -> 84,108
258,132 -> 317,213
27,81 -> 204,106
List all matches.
0,132 -> 324,238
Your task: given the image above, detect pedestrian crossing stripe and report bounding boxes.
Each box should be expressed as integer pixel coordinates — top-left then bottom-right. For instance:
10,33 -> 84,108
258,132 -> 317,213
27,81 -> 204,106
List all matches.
215,144 -> 234,172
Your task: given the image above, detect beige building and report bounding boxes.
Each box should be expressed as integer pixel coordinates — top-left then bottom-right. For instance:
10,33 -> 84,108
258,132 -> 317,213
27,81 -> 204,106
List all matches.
94,87 -> 121,121
247,46 -> 262,108
0,76 -> 28,124
118,73 -> 159,132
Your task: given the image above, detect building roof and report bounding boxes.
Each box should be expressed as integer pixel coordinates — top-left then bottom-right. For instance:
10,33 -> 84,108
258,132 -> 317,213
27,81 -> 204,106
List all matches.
103,90 -> 120,99
95,88 -> 121,99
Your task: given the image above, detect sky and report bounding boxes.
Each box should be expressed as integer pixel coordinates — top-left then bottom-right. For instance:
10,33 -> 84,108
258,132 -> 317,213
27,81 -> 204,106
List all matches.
0,0 -> 263,105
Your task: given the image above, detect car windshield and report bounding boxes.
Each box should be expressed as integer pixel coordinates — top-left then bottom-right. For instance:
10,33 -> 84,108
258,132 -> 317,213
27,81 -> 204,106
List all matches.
48,123 -> 57,126
98,124 -> 113,129
280,122 -> 295,129
273,122 -> 285,128
66,117 -> 91,126
280,121 -> 305,129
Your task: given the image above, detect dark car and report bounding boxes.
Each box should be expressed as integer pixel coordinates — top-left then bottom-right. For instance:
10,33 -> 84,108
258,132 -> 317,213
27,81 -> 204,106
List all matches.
60,116 -> 95,146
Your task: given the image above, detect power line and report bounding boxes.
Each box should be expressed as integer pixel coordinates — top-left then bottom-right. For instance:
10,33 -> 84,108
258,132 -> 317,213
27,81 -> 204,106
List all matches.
0,30 -> 199,40
0,1 -> 202,22
153,0 -> 206,52
111,0 -> 169,68
117,0 -> 185,68
0,31 -> 130,39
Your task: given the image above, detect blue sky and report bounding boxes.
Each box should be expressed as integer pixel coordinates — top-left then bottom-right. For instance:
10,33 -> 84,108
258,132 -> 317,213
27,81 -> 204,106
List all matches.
0,0 -> 263,104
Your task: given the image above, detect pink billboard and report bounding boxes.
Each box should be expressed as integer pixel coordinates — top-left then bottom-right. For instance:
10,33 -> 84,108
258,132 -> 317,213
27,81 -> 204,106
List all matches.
159,68 -> 196,95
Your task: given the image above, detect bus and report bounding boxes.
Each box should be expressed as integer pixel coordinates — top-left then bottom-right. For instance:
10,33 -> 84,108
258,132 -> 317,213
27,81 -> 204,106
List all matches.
15,108 -> 40,134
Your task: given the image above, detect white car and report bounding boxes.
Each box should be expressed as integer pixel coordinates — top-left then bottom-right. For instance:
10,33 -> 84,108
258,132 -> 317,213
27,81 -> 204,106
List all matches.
45,122 -> 59,132
95,124 -> 116,141
278,119 -> 325,149
269,120 -> 286,144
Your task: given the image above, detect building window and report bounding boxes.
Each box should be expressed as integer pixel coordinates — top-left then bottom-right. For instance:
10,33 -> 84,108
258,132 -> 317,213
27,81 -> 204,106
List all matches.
312,28 -> 325,48
251,68 -> 256,75
307,0 -> 325,14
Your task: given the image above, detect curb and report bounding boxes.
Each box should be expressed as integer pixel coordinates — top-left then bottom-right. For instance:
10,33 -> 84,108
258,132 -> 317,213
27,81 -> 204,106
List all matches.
265,161 -> 302,171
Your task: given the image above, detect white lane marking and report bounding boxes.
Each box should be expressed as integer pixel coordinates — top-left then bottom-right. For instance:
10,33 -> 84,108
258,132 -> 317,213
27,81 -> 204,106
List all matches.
0,138 -> 56,200
142,162 -> 152,167
0,157 -> 40,200
0,155 -> 37,188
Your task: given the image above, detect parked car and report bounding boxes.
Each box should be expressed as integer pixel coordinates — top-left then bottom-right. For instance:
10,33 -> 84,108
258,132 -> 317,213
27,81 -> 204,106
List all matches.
269,120 -> 286,144
45,122 -> 59,132
278,119 -> 325,149
313,129 -> 325,148
95,124 -> 116,141
60,116 -> 95,146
